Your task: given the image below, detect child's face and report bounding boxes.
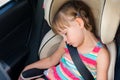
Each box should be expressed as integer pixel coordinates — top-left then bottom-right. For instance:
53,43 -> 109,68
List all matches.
59,18 -> 85,47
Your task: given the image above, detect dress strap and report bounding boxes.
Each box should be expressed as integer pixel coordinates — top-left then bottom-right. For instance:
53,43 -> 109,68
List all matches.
92,41 -> 103,53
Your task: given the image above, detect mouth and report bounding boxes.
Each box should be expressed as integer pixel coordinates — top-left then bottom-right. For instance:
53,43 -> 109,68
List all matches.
68,42 -> 73,46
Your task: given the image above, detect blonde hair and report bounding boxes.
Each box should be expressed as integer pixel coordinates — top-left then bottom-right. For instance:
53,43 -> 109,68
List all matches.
52,0 -> 95,34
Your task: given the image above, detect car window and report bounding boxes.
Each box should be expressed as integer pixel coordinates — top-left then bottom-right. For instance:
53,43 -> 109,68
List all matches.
0,0 -> 16,15
0,0 -> 11,7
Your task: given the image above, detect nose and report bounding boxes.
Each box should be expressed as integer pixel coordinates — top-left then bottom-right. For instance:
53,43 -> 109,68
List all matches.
63,36 -> 67,42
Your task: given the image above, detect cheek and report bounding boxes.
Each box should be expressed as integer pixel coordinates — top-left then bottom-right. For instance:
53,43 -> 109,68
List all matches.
75,33 -> 83,41
73,28 -> 83,39
66,26 -> 84,45
77,34 -> 84,43
72,30 -> 84,46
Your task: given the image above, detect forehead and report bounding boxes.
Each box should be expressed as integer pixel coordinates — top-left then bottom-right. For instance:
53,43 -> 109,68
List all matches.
57,19 -> 77,31
53,9 -> 77,34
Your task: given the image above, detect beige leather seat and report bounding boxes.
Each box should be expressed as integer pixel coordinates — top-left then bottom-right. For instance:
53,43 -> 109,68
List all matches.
39,0 -> 120,80
100,0 -> 120,80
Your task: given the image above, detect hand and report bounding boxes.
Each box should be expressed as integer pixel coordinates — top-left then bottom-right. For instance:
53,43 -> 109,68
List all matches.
36,78 -> 45,80
22,65 -> 33,72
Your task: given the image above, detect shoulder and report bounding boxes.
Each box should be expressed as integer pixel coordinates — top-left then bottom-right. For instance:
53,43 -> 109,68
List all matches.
52,40 -> 66,56
97,46 -> 110,65
98,46 -> 110,58
58,40 -> 66,51
50,40 -> 66,63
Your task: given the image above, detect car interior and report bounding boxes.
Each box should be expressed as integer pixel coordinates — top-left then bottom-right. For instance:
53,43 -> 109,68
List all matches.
0,0 -> 120,80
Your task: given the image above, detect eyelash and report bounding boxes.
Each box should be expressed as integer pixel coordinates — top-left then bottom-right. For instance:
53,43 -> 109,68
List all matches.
64,32 -> 67,36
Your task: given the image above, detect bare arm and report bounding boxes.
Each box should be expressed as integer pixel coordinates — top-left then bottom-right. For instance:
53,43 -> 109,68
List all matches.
23,40 -> 65,71
96,47 -> 110,80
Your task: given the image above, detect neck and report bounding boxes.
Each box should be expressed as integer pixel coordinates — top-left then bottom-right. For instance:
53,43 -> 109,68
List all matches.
77,30 -> 98,54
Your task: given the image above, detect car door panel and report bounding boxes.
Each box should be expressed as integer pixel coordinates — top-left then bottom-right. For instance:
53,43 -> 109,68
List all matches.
0,0 -> 33,79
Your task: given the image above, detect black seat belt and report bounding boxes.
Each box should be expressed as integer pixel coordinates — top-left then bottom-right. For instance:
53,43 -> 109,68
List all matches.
67,44 -> 94,80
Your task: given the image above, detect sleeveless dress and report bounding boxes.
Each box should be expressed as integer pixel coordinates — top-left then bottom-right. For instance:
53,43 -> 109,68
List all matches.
44,41 -> 103,80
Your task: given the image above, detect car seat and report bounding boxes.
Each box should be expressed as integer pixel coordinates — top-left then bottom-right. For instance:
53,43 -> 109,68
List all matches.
38,0 -> 120,80
100,0 -> 120,80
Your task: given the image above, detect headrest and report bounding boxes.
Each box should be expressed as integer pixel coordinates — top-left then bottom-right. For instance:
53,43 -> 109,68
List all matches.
44,0 -> 69,26
44,0 -> 120,44
101,0 -> 120,44
44,0 -> 105,37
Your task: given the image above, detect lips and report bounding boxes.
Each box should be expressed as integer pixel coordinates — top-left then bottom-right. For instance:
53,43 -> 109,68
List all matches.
68,42 -> 73,46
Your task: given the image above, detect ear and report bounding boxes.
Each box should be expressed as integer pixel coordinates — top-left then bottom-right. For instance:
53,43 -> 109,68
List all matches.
75,18 -> 84,28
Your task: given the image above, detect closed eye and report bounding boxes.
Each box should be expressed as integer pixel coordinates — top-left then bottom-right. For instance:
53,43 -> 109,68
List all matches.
64,32 -> 67,35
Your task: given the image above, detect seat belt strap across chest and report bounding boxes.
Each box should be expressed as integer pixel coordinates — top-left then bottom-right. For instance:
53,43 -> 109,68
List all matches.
67,44 -> 94,80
